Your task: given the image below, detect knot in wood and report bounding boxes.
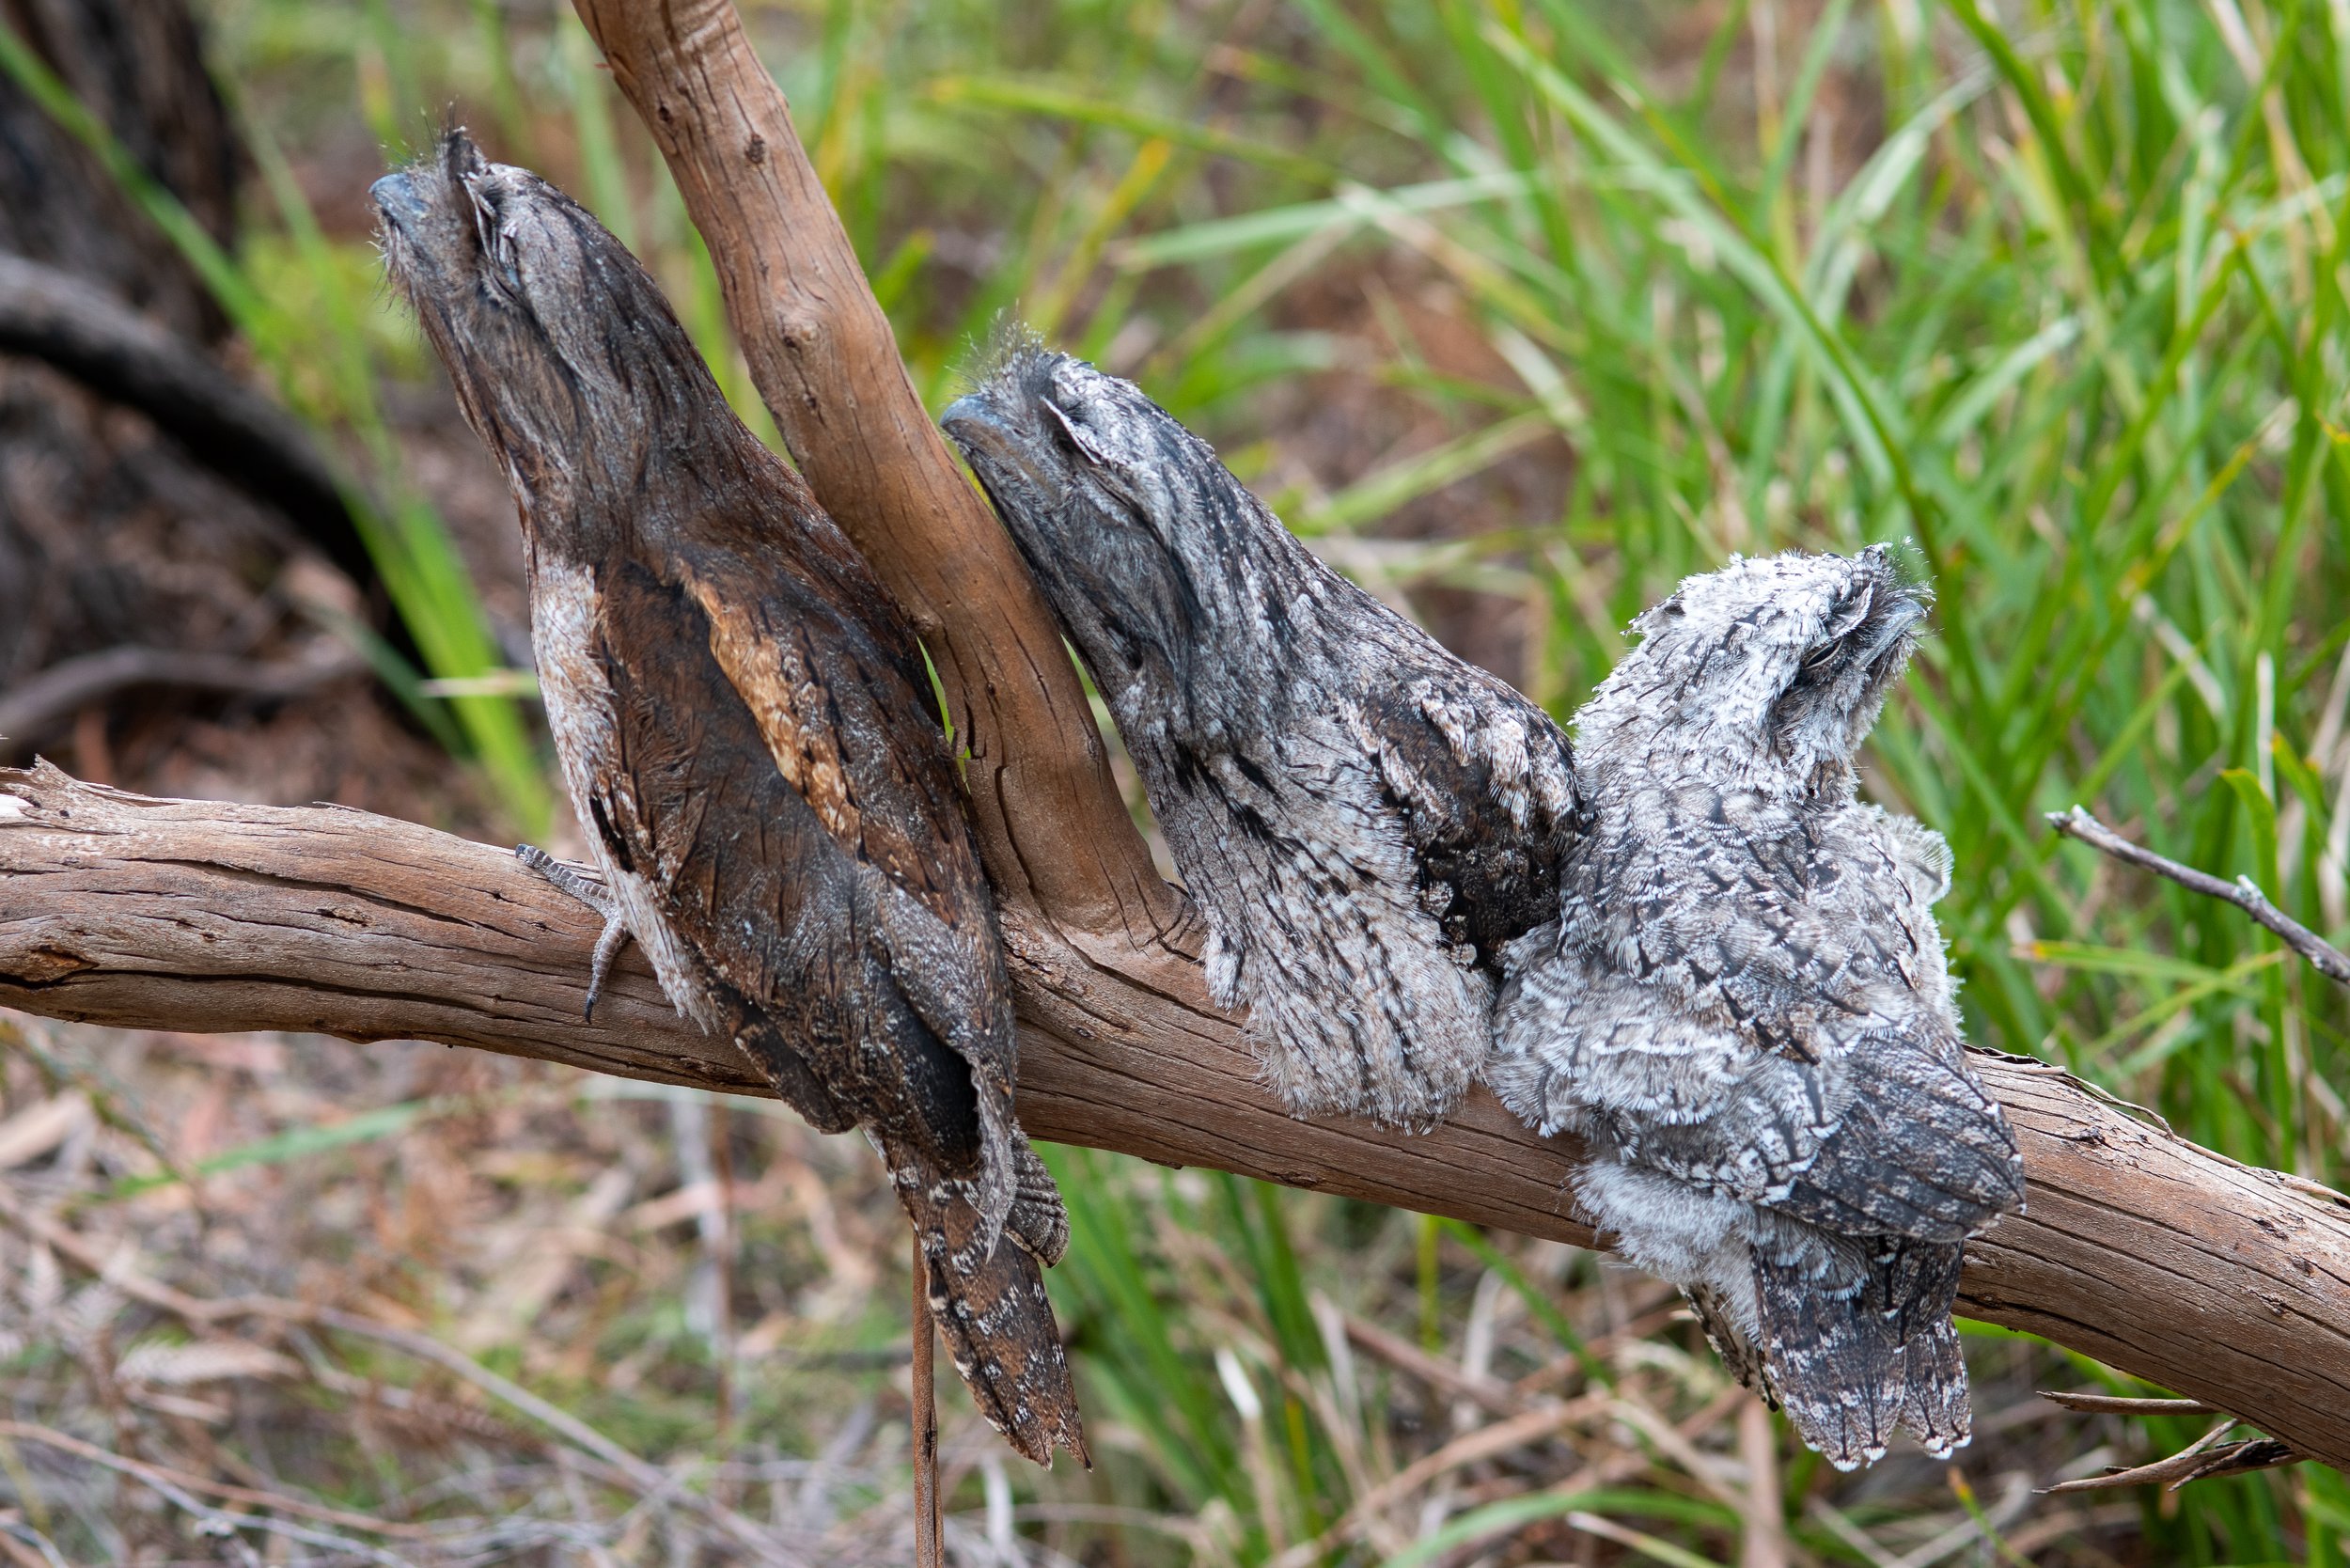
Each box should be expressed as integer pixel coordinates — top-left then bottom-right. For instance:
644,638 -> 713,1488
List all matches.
9,945 -> 95,984
774,310 -> 826,355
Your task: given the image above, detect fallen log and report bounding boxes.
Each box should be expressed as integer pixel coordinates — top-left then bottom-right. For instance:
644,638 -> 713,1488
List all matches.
3,760 -> 2347,1470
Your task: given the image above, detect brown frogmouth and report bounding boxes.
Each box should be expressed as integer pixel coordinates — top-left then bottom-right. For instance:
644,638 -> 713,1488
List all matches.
374,132 -> 1082,1465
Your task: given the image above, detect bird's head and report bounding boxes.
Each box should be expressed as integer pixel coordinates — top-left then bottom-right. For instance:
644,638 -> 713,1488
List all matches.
373,129 -> 732,547
943,336 -> 1239,698
1580,545 -> 1929,798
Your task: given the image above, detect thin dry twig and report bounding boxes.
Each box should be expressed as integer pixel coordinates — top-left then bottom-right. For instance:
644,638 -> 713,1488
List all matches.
2039,1391 -> 2220,1416
1340,1310 -> 1526,1419
0,1419 -> 419,1568
2048,806 -> 2350,984
911,1239 -> 942,1568
2044,1434 -> 2303,1494
0,1182 -> 808,1559
1265,1394 -> 1607,1568
2039,1411 -> 2303,1496
1738,1394 -> 1790,1568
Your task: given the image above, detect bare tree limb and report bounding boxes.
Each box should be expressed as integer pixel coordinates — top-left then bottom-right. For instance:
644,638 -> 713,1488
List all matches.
2048,806 -> 2350,985
0,642 -> 363,759
3,763 -> 2348,1471
2040,1392 -> 2221,1417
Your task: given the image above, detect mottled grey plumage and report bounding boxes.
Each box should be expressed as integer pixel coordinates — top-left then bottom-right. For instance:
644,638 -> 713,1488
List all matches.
1490,547 -> 2024,1467
374,134 -> 1081,1465
944,339 -> 1577,1130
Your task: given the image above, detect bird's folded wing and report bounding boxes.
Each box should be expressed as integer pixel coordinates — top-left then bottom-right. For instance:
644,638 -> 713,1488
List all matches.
675,540 -> 1018,1049
1623,1022 -> 2020,1243
1363,667 -> 1579,961
1774,1028 -> 2023,1242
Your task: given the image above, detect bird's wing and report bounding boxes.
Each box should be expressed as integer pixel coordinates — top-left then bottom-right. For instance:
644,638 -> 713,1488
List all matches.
673,529 -> 1019,1072
1179,719 -> 1497,1131
1617,808 -> 2018,1242
580,546 -> 1017,1195
676,524 -> 990,941
1531,869 -> 2015,1244
1640,810 -> 1951,1059
1771,1027 -> 2023,1241
1363,667 -> 1579,962
1602,1018 -> 2019,1243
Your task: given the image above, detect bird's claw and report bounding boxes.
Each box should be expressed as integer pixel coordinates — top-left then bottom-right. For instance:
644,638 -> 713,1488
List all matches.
585,911 -> 629,1021
515,843 -> 632,1021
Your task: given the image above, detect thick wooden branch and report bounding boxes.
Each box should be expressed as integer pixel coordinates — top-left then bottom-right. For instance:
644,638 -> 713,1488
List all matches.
567,0 -> 1169,935
3,763 -> 2347,1470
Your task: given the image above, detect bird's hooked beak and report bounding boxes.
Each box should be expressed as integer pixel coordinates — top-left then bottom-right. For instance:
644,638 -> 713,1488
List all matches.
944,392 -> 1074,511
368,168 -> 425,229
372,128 -> 486,235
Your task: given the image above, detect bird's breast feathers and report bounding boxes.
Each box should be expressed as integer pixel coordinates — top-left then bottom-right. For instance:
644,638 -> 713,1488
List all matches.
1559,790 -> 1950,1043
525,555 -> 726,1030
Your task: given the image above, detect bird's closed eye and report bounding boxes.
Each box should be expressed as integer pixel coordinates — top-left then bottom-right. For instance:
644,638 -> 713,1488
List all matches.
461,180 -> 525,295
1821,582 -> 1877,643
1042,398 -> 1113,466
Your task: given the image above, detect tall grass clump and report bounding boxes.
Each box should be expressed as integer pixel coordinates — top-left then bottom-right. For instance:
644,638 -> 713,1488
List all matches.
14,0 -> 2344,1561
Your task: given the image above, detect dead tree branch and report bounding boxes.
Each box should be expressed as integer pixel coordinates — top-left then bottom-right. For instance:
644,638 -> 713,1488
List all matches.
3,762 -> 2348,1470
0,642 -> 363,760
2049,806 -> 2350,985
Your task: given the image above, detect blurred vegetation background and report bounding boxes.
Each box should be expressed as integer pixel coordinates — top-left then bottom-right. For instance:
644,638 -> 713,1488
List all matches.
0,0 -> 2346,1561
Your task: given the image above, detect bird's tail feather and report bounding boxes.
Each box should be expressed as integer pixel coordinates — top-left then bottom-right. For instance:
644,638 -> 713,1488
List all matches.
1753,1250 -> 1901,1467
1890,1243 -> 1971,1456
1751,1237 -> 1971,1467
885,1136 -> 1087,1467
1006,1134 -> 1070,1265
1684,1282 -> 1777,1404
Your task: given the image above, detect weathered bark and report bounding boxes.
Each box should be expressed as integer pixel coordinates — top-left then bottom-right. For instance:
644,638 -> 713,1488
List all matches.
3,762 -> 2347,1471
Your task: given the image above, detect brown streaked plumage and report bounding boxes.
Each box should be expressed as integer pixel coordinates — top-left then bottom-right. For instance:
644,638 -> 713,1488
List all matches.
373,130 -> 1082,1465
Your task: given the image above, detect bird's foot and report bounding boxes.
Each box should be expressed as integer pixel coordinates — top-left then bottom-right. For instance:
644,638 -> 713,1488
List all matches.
516,844 -> 632,1021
